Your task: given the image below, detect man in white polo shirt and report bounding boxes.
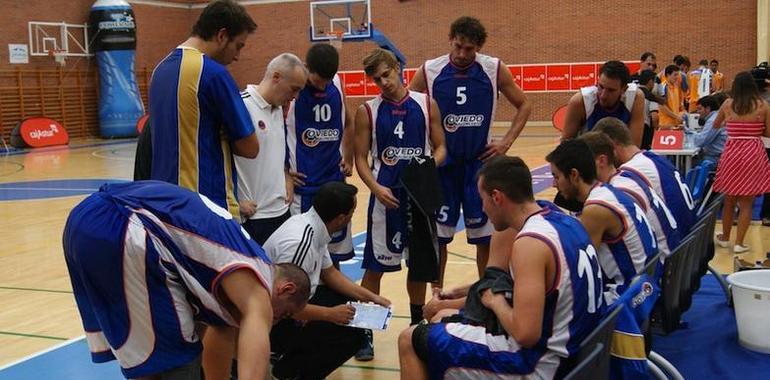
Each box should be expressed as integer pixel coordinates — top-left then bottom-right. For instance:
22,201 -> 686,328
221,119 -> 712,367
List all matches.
236,53 -> 308,245
263,182 -> 391,380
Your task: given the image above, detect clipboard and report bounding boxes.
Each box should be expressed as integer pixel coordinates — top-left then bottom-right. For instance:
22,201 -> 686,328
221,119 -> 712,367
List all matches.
346,302 -> 393,330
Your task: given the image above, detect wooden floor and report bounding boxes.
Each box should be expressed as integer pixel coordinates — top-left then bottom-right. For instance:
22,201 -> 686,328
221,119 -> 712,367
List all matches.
0,125 -> 767,379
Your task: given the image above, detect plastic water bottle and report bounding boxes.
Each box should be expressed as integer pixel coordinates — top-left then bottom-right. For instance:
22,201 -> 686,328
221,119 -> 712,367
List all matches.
89,0 -> 144,137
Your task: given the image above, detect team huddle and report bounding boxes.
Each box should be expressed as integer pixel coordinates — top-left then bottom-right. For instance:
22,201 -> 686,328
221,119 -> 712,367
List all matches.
62,1 -> 699,379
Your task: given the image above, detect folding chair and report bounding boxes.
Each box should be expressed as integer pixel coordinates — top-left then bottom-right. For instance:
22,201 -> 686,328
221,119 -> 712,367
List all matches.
559,304 -> 624,380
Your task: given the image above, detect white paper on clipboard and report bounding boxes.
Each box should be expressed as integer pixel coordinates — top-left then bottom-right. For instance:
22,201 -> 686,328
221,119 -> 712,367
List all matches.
346,302 -> 393,330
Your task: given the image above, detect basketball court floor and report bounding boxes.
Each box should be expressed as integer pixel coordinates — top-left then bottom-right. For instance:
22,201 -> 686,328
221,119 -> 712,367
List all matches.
0,125 -> 768,379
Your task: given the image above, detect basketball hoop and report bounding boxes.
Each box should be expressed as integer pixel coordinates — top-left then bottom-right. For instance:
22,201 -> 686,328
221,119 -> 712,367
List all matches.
48,49 -> 67,67
327,31 -> 344,50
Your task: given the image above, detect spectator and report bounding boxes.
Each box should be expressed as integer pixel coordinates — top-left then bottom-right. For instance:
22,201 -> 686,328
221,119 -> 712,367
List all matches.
658,65 -> 686,129
712,72 -> 770,253
711,59 -> 724,93
638,69 -> 661,149
688,95 -> 727,164
751,62 -> 770,226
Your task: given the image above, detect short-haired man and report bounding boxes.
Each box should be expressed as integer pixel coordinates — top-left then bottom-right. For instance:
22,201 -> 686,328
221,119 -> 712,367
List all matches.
236,53 -> 308,245
150,0 -> 259,219
687,59 -> 713,112
264,182 -> 391,379
354,48 -> 446,360
63,181 -> 309,380
710,59 -> 724,93
547,139 -> 657,302
688,95 -> 727,164
658,65 -> 686,128
398,156 -> 604,379
637,69 -> 661,149
409,16 -> 532,281
562,60 -> 645,146
580,131 -> 681,258
594,117 -> 696,235
286,43 -> 356,263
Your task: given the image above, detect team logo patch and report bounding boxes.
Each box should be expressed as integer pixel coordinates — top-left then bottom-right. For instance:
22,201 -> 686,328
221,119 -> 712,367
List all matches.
301,128 -> 340,147
381,146 -> 423,166
258,120 -> 266,130
443,114 -> 484,133
631,281 -> 655,308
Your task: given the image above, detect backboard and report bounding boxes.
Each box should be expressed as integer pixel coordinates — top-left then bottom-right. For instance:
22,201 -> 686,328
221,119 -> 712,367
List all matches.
309,0 -> 372,42
28,21 -> 92,57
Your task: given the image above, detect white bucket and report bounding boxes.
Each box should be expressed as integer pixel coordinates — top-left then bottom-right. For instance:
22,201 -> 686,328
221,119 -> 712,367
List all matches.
727,270 -> 770,353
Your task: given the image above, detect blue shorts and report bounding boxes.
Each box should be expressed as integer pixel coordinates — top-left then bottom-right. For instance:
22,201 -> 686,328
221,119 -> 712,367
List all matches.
414,322 -> 559,379
292,192 -> 354,262
362,187 -> 409,272
437,160 -> 493,245
63,194 -> 201,378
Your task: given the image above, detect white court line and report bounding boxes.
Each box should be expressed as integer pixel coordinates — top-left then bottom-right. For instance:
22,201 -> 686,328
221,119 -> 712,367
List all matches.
0,335 -> 85,371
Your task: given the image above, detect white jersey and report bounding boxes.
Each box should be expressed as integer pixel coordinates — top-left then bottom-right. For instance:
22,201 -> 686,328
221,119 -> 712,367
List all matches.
235,84 -> 289,219
584,183 -> 657,303
263,207 -> 333,297
609,170 -> 680,257
621,151 -> 696,234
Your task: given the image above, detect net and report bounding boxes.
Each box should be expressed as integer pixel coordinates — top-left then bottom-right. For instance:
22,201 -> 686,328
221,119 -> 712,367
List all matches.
49,49 -> 67,66
327,30 -> 344,50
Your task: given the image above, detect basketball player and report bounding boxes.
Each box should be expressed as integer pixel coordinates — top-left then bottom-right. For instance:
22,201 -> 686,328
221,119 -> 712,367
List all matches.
546,139 -> 657,302
409,16 -> 532,282
562,60 -> 645,145
580,131 -> 681,259
399,156 -> 604,379
149,0 -> 259,219
594,117 -> 696,236
62,181 -> 310,380
354,48 -> 446,360
286,43 -> 355,264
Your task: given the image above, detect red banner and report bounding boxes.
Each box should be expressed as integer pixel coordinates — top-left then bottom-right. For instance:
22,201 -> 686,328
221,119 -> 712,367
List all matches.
403,68 -> 417,86
339,60 -> 638,96
625,61 -> 641,75
570,64 -> 597,90
136,114 -> 149,134
364,75 -> 381,96
341,72 -> 365,96
546,65 -> 571,91
17,117 -> 69,148
522,65 -> 546,91
509,65 -> 523,87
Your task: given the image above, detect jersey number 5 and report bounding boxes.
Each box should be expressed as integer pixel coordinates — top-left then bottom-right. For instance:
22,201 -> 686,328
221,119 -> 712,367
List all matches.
456,86 -> 467,105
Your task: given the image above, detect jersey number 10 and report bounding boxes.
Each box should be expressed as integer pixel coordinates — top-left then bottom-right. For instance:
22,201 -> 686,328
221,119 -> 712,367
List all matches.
313,104 -> 332,122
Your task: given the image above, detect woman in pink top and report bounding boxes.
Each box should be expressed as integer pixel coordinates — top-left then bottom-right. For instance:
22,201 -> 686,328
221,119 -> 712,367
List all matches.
713,72 -> 770,253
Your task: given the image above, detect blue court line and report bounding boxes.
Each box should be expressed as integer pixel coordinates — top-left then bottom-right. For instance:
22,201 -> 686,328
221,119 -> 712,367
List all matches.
0,164 -> 553,379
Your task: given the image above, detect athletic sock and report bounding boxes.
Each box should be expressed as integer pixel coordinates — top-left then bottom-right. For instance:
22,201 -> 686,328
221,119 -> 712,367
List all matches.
410,303 -> 424,325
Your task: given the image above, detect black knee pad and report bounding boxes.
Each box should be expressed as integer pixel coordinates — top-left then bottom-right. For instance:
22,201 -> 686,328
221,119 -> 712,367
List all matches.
412,323 -> 431,362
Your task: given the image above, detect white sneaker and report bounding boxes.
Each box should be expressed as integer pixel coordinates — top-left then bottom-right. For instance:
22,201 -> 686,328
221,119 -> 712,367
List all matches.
715,233 -> 730,248
733,244 -> 750,254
